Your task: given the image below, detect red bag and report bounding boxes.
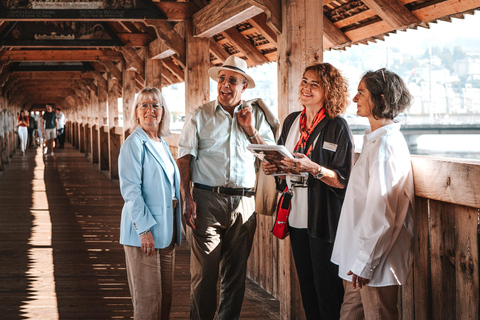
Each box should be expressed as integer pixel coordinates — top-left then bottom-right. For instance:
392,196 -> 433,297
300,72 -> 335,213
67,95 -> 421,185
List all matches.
271,187 -> 292,239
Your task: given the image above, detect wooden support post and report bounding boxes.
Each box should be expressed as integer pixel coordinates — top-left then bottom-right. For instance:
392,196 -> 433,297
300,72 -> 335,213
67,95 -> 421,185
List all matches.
122,64 -> 136,138
145,55 -> 163,89
276,0 -> 323,318
107,73 -> 120,179
185,19 -> 210,115
95,74 -> 108,169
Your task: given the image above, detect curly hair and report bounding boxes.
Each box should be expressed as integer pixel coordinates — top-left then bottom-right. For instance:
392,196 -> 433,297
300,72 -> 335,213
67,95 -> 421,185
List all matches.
361,69 -> 412,120
303,63 -> 349,118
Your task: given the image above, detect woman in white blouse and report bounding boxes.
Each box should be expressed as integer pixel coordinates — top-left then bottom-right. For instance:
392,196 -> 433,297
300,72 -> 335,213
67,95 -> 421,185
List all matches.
331,68 -> 415,320
119,87 -> 182,319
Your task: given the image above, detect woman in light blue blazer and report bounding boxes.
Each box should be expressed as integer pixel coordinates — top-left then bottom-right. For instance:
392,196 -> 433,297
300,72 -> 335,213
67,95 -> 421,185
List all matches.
119,87 -> 181,320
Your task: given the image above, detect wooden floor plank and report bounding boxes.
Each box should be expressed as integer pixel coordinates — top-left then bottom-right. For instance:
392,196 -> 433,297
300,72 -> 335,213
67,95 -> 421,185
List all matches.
0,144 -> 280,319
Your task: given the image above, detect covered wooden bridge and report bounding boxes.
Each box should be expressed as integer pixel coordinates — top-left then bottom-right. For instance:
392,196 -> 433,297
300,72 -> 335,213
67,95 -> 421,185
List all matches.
1,0 -> 480,319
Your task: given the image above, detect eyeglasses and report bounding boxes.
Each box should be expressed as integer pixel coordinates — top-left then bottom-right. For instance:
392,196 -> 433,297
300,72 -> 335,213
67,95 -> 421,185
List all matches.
218,75 -> 244,86
376,68 -> 386,82
137,102 -> 161,110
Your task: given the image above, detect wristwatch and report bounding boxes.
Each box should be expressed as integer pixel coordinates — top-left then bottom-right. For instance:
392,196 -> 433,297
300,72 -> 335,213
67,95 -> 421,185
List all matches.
315,166 -> 324,180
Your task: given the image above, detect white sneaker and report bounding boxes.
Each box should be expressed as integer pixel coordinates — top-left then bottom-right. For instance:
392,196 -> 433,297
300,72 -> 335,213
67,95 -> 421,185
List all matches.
43,147 -> 48,154
51,152 -> 55,156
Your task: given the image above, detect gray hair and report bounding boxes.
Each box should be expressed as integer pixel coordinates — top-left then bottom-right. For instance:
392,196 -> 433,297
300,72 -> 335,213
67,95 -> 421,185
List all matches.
129,87 -> 171,137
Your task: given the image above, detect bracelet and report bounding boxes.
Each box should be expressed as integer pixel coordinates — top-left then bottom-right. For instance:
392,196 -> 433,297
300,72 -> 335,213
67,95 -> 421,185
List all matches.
139,229 -> 150,236
248,130 -> 259,140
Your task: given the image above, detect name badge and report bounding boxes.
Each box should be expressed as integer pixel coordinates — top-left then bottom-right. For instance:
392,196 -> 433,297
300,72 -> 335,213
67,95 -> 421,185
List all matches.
323,141 -> 337,152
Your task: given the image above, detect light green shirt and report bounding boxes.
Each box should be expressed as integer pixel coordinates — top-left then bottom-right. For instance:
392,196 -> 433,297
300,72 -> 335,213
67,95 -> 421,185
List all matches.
178,99 -> 275,188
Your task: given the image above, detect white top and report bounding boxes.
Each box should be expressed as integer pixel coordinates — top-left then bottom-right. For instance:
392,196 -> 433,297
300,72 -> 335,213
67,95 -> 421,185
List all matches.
178,99 -> 275,188
285,115 -> 309,228
57,112 -> 65,129
152,139 -> 176,199
331,123 -> 414,287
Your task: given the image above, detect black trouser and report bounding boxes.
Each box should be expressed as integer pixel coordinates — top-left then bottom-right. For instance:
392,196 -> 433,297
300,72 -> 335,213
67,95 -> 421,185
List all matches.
27,128 -> 35,147
289,227 -> 344,320
57,128 -> 65,147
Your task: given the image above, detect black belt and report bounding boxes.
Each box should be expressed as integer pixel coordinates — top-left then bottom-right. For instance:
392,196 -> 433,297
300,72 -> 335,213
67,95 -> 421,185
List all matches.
194,183 -> 255,197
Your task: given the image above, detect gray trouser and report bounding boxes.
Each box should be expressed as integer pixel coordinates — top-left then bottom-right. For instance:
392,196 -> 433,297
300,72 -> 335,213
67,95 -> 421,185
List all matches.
124,241 -> 175,320
190,188 -> 257,320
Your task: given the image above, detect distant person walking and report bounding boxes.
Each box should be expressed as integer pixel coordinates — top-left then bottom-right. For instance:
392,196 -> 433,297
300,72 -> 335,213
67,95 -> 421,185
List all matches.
16,109 -> 29,156
56,107 -> 65,149
37,111 -> 44,149
28,110 -> 37,148
43,104 -> 57,156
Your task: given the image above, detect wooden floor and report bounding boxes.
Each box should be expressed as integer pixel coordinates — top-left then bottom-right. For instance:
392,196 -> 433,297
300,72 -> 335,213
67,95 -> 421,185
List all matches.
0,143 -> 280,320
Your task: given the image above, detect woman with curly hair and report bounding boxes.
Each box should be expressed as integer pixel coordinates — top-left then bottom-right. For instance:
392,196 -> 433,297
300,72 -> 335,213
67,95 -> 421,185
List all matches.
331,69 -> 414,320
262,63 -> 355,319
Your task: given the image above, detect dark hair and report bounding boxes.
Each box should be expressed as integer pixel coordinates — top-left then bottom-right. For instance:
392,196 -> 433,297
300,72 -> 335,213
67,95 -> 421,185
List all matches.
361,69 -> 412,120
303,63 -> 349,118
56,107 -> 61,111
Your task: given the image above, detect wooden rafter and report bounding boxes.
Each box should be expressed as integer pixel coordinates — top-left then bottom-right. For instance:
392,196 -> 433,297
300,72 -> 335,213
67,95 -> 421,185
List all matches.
209,38 -> 230,62
162,58 -> 184,82
362,0 -> 420,29
223,27 -> 269,65
0,49 -> 123,62
193,0 -> 263,38
144,19 -> 186,66
323,15 -> 351,47
149,38 -> 177,60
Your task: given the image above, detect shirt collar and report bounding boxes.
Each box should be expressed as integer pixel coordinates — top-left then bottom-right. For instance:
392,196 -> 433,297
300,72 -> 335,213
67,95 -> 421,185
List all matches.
365,122 -> 401,142
214,99 -> 244,113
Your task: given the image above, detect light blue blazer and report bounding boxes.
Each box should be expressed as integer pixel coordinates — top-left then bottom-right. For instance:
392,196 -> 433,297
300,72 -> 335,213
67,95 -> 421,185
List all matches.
119,126 -> 182,248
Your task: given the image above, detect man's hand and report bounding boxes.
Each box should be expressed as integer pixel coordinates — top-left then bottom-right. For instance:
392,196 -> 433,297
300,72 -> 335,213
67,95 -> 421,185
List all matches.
183,195 -> 197,230
347,270 -> 370,289
237,105 -> 255,136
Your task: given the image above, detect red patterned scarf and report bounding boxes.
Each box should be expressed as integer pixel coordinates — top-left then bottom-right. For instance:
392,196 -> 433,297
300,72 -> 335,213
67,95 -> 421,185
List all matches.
294,107 -> 326,157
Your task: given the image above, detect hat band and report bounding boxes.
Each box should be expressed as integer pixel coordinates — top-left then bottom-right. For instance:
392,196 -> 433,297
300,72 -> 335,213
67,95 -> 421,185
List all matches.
223,65 -> 246,75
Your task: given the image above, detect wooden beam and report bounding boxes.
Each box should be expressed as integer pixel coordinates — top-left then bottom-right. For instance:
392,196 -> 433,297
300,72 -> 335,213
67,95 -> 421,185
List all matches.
362,0 -> 420,29
209,38 -> 230,62
0,50 -> 123,62
160,66 -> 177,85
0,63 -> 12,87
10,71 -> 96,80
246,0 -> 281,34
162,58 -> 185,82
101,61 -> 123,83
185,19 -> 210,114
223,27 -> 269,65
155,1 -> 200,21
323,15 -> 351,47
117,33 -> 152,47
149,38 -> 177,60
144,19 -> 186,66
145,57 -> 162,89
119,47 -> 145,78
249,14 -> 277,45
193,0 -> 263,38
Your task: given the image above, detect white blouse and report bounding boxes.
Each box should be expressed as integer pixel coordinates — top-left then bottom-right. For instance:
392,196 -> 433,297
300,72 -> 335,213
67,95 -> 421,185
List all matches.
284,115 -> 315,229
152,139 -> 176,199
331,123 -> 415,287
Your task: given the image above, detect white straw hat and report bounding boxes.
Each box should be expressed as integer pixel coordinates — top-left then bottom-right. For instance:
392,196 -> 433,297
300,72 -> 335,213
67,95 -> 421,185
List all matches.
208,55 -> 256,89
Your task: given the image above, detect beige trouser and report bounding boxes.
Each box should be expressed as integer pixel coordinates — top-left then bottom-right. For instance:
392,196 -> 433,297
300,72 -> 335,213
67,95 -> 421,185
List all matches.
124,241 -> 175,320
340,280 -> 399,320
190,188 -> 257,320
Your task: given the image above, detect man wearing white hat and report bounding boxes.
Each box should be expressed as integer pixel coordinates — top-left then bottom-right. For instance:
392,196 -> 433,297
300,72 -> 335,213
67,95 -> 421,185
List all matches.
177,55 -> 275,319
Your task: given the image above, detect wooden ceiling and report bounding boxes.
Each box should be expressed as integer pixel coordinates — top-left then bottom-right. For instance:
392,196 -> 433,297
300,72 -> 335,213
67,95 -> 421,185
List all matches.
0,0 -> 479,109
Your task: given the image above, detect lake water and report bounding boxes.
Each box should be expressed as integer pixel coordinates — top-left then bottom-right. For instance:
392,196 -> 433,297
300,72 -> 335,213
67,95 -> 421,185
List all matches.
353,134 -> 480,161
